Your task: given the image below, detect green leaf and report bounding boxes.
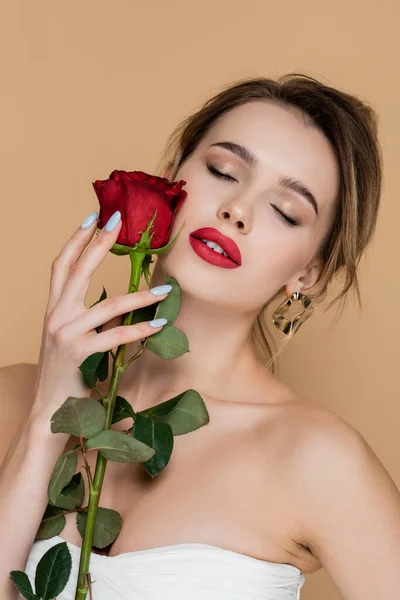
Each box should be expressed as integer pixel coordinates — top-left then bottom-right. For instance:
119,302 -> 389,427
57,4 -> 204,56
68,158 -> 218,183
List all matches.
35,541 -> 72,600
145,325 -> 189,359
139,389 -> 210,435
50,396 -> 106,439
97,350 -> 109,381
130,303 -> 158,326
128,276 -> 181,336
111,396 -> 135,424
151,275 -> 181,325
53,472 -> 85,510
78,288 -> 109,384
89,286 -> 107,309
77,507 -> 122,549
79,351 -> 105,388
48,446 -> 78,506
35,506 -> 66,541
85,429 -> 155,462
133,413 -> 174,478
9,571 -> 38,600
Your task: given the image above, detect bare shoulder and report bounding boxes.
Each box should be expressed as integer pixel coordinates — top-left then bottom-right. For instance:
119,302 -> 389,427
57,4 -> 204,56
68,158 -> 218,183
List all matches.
275,388 -> 372,485
278,390 -> 395,531
0,363 -> 38,462
286,393 -> 363,443
276,393 -> 400,596
283,394 -> 372,467
260,374 -> 362,453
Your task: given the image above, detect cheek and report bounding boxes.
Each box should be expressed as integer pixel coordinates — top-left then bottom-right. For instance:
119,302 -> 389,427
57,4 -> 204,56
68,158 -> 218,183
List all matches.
175,159 -> 229,214
245,235 -> 314,298
168,172 -> 215,236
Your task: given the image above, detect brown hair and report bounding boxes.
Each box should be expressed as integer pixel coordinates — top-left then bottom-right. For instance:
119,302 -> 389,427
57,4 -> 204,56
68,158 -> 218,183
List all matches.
155,73 -> 383,371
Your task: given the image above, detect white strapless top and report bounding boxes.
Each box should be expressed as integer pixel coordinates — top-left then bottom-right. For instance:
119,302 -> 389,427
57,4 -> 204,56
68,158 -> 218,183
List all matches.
23,535 -> 306,599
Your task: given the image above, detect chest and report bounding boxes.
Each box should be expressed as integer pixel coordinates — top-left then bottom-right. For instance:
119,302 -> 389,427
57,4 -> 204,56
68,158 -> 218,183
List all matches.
60,398 -> 316,570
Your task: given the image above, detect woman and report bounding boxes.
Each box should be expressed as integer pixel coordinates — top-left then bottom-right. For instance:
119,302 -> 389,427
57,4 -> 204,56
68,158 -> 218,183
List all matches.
1,74 -> 399,600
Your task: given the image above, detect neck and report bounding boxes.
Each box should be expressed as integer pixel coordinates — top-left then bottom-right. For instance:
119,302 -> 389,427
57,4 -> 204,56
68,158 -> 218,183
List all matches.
120,262 -> 271,411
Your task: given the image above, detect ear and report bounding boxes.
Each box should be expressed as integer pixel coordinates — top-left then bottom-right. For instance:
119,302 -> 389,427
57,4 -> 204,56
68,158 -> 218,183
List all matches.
285,258 -> 323,298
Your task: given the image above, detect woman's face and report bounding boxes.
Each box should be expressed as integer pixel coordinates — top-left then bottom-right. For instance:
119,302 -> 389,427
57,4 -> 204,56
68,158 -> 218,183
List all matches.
156,100 -> 340,313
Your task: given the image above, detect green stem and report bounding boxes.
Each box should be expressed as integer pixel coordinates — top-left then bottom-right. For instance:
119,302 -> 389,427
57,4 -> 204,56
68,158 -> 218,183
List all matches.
120,344 -> 145,373
74,251 -> 146,600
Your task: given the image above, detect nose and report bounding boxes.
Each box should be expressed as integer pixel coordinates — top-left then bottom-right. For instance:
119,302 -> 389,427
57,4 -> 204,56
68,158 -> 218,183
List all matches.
217,197 -> 252,233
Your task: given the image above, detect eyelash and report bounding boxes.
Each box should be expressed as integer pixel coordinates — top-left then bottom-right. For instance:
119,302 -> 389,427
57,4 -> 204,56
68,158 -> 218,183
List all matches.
206,163 -> 301,227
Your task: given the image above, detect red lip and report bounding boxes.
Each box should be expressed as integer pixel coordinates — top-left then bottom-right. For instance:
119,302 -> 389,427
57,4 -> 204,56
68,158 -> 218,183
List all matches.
189,227 -> 242,266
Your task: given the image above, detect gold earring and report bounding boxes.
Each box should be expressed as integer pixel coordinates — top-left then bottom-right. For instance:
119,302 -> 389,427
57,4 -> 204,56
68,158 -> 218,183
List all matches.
272,292 -> 314,337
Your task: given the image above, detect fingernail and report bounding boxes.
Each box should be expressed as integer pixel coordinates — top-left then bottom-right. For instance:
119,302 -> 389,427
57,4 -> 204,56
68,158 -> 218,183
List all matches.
105,211 -> 121,232
149,318 -> 168,328
150,284 -> 172,296
80,211 -> 98,229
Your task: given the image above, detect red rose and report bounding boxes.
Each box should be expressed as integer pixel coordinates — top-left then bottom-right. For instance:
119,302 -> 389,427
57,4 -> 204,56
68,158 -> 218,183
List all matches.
92,170 -> 187,249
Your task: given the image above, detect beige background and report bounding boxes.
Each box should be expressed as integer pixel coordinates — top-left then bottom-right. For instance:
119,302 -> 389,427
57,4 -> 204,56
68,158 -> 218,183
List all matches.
1,1 -> 399,598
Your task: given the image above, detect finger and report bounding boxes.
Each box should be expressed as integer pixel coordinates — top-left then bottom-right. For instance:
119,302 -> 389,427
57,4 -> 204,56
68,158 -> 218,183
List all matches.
47,211 -> 99,313
101,314 -> 123,333
65,289 -> 169,337
59,211 -> 123,308
77,319 -> 167,358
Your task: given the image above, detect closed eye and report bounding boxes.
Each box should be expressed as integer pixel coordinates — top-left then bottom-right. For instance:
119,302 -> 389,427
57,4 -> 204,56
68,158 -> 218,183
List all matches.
271,205 -> 300,227
207,163 -> 236,181
207,163 -> 300,227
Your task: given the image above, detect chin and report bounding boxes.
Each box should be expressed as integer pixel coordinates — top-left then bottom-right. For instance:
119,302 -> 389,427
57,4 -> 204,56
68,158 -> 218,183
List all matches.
153,246 -> 243,310
152,249 -> 205,296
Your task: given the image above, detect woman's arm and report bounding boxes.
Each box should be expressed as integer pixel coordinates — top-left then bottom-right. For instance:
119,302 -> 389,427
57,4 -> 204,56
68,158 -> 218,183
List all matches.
0,363 -> 70,599
0,363 -> 38,465
0,211 -> 171,598
291,416 -> 400,600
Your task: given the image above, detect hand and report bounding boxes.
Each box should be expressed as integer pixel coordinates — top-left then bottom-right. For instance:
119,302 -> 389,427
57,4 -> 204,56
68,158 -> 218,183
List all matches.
30,210 -> 170,426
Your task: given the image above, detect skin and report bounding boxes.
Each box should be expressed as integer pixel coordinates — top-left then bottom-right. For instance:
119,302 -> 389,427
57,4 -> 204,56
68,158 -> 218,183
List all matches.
2,100 -> 400,599
121,99 -> 340,411
59,100 -> 341,572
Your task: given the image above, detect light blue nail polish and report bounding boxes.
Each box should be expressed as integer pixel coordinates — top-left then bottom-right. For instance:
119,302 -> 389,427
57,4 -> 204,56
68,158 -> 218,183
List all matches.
149,318 -> 168,328
80,211 -> 98,229
105,211 -> 121,232
150,284 -> 172,296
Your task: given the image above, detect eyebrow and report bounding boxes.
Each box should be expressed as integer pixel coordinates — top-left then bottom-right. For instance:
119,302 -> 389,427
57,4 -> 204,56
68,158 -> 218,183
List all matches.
209,141 -> 319,216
